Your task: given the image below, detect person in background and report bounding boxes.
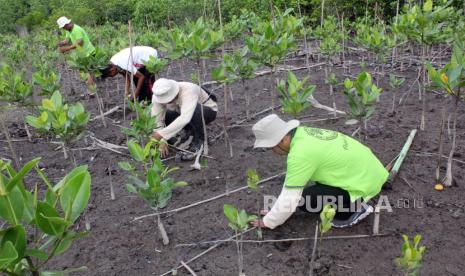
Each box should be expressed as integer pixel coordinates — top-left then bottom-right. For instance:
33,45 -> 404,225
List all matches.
150,78 -> 217,161
100,46 -> 157,102
250,114 -> 388,229
56,16 -> 96,95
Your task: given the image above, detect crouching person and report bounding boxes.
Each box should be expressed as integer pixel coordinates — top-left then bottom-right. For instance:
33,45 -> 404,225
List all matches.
150,78 -> 217,160
250,114 -> 388,229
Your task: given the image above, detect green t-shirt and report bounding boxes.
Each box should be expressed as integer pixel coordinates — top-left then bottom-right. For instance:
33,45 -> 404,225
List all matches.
284,127 -> 388,202
65,24 -> 95,56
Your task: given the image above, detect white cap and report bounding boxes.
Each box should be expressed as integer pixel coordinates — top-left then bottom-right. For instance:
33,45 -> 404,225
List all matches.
252,114 -> 300,148
152,78 -> 180,104
57,16 -> 71,28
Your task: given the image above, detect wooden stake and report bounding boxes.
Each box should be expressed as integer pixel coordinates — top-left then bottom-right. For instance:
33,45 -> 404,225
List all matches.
372,205 -> 380,235
388,129 -> 417,182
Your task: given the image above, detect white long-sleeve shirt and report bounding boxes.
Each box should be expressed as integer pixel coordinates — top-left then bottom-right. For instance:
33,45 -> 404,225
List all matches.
263,187 -> 303,229
110,46 -> 157,74
151,82 -> 218,140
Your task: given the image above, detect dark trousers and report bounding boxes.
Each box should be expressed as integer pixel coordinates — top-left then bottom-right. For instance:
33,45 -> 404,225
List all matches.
298,183 -> 361,220
165,104 -> 217,144
134,67 -> 154,102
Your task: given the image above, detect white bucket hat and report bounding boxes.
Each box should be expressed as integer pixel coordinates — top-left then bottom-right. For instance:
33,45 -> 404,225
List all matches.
152,78 -> 180,104
57,16 -> 71,28
252,114 -> 300,148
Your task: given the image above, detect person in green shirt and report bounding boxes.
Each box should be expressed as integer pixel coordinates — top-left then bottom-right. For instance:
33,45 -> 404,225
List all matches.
250,114 -> 389,229
56,16 -> 96,96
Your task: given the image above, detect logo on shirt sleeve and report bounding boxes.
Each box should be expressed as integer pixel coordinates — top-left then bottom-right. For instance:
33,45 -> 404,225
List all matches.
304,127 -> 338,141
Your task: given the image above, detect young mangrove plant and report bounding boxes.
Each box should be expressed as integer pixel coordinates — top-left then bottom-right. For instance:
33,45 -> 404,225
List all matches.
32,66 -> 61,97
119,140 -> 187,245
246,169 -> 262,239
122,101 -> 157,144
427,41 -> 465,187
143,55 -> 169,79
393,0 -> 460,131
223,204 -> 257,276
26,90 -> 90,163
277,71 -> 315,118
319,203 -> 335,256
396,234 -> 426,276
0,158 -> 91,275
388,73 -> 406,114
342,71 -> 382,139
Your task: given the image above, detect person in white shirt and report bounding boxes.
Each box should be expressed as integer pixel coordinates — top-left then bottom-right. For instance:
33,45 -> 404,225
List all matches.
151,78 -> 218,160
100,46 -> 158,102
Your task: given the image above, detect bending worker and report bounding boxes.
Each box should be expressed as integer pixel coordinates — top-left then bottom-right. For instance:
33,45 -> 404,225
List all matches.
251,114 -> 388,229
100,46 -> 157,102
151,78 -> 217,161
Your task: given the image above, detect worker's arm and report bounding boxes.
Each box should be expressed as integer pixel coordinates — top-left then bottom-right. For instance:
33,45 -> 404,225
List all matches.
124,73 -> 131,97
133,71 -> 145,100
261,187 -> 303,229
59,39 -> 84,53
57,39 -> 70,47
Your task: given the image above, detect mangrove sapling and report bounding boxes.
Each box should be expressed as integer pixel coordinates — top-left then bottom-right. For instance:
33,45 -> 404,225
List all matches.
26,91 -> 90,163
223,204 -> 257,276
342,72 -> 382,139
185,18 -> 224,155
318,204 -> 335,257
388,74 -> 406,113
246,10 -> 301,112
0,63 -> 34,141
396,234 -> 426,276
427,41 -> 465,187
277,71 -> 315,118
122,100 -> 157,144
143,55 -> 169,79
0,158 -> 91,275
314,16 -> 345,117
392,0 -> 460,131
67,47 -> 109,126
32,66 -> 61,97
246,169 -> 262,239
119,140 -> 187,245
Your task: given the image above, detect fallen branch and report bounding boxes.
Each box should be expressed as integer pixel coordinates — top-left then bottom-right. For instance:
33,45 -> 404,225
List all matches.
133,172 -> 285,221
90,105 -> 121,121
158,228 -> 256,276
175,233 -> 390,247
412,151 -> 465,165
180,261 -> 197,276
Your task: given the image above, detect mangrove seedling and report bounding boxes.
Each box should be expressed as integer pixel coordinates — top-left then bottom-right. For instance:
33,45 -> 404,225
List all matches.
223,204 -> 257,276
119,140 -> 187,245
246,169 -> 262,239
388,73 -> 406,113
278,71 -> 315,118
396,234 -> 426,276
0,158 -> 91,275
143,55 -> 169,78
122,101 -> 157,144
26,90 -> 90,163
32,67 -> 61,97
342,71 -> 382,139
319,204 -> 335,255
427,41 -> 465,187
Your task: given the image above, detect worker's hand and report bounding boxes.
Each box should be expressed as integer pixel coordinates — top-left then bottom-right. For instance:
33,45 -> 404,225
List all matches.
159,143 -> 169,158
58,47 -> 68,54
260,210 -> 269,216
250,219 -> 267,228
152,132 -> 163,141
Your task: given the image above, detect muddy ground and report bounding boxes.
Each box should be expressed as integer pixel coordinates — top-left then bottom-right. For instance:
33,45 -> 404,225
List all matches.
1,46 -> 465,276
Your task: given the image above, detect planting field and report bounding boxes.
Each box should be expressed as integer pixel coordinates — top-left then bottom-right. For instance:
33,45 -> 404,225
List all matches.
2,48 -> 464,275
1,1 -> 465,275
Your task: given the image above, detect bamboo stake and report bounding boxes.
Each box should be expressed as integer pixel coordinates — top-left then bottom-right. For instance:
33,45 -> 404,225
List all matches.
388,129 -> 417,182
309,222 -> 319,276
372,205 -> 380,235
133,172 -> 285,221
